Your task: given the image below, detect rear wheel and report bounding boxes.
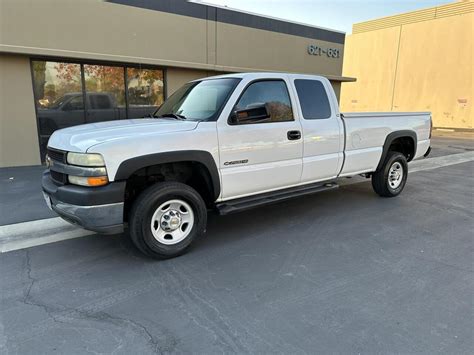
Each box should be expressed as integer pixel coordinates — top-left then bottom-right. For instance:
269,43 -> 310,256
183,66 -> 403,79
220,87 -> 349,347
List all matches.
372,152 -> 408,197
129,182 -> 207,259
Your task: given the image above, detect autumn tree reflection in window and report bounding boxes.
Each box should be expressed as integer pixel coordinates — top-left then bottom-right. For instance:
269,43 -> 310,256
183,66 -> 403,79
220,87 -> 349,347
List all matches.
127,68 -> 164,118
84,65 -> 126,122
31,60 -> 165,160
32,61 -> 85,158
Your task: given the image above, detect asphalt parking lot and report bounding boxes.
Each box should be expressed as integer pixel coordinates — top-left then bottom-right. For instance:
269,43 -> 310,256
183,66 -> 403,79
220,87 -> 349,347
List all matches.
0,132 -> 473,354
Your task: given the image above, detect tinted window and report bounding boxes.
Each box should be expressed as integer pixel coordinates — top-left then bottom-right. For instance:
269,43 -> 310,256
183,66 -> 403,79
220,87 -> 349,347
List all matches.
235,80 -> 293,123
32,61 -> 85,158
84,64 -> 125,122
31,60 -> 165,161
127,68 -> 164,118
90,95 -> 112,109
294,79 -> 332,119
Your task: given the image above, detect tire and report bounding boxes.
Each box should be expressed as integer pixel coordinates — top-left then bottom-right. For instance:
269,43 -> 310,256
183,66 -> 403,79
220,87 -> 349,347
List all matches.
129,182 -> 207,259
371,151 -> 408,197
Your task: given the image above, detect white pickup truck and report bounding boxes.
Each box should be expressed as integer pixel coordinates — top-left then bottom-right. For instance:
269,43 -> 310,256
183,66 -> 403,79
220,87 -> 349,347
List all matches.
43,73 -> 432,258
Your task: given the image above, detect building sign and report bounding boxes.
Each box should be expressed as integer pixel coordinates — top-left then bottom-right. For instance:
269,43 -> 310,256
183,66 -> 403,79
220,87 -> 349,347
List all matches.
307,44 -> 340,58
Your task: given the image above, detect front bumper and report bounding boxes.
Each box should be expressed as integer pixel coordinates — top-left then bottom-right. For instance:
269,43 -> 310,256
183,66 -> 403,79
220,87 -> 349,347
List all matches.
42,171 -> 126,234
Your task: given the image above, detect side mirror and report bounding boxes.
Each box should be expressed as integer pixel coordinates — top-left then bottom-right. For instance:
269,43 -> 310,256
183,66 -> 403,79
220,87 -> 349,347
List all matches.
230,103 -> 270,124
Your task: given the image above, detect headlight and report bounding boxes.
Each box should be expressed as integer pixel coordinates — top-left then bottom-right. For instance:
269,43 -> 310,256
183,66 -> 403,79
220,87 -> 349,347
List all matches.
67,152 -> 105,167
68,175 -> 109,187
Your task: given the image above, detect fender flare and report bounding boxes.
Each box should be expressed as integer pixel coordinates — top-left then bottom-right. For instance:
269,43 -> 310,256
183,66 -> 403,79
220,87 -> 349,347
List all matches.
114,150 -> 221,200
376,130 -> 417,171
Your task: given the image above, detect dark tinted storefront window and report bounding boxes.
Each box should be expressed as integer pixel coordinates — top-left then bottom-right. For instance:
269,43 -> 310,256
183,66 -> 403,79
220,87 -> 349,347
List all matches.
84,64 -> 126,122
127,68 -> 164,118
31,60 -> 164,160
32,62 -> 86,157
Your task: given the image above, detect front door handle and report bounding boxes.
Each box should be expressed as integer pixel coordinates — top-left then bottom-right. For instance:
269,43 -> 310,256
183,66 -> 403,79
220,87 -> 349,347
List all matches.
287,130 -> 301,140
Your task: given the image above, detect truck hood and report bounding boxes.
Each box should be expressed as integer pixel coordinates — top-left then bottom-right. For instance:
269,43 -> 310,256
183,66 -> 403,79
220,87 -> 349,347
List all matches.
47,119 -> 199,152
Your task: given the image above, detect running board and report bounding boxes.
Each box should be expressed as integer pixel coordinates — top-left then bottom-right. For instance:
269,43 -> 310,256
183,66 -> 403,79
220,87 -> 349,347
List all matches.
216,182 -> 339,215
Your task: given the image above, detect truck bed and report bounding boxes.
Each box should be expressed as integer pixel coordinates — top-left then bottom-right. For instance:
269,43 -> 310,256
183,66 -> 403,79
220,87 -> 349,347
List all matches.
339,112 -> 431,176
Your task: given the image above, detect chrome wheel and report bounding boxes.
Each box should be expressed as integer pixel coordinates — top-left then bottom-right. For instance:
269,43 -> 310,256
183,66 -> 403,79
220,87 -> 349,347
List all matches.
388,162 -> 403,189
150,199 -> 194,245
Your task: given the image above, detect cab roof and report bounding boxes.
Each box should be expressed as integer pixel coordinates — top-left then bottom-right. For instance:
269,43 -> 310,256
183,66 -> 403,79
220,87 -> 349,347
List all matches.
197,72 -> 328,82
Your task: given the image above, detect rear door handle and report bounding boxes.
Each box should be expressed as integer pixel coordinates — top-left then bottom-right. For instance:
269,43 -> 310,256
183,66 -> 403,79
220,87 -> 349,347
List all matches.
287,130 -> 301,140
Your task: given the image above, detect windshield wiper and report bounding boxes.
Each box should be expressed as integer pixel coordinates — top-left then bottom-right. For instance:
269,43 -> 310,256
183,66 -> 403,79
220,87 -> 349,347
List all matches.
154,113 -> 186,120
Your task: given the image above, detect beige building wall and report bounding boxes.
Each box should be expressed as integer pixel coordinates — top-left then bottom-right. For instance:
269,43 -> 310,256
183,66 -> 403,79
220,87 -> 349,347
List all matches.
340,1 -> 473,129
0,54 -> 41,166
166,68 -> 213,96
0,0 -> 209,71
0,0 -> 348,167
0,0 -> 345,78
215,22 -> 344,76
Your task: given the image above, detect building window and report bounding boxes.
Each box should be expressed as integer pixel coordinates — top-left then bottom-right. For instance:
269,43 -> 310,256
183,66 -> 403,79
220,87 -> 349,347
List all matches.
31,60 -> 164,160
32,62 -> 85,156
126,68 -> 164,119
84,64 -> 126,122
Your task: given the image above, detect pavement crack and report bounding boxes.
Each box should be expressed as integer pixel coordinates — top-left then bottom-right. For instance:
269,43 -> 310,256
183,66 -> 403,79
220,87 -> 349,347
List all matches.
23,249 -> 34,302
21,250 -> 66,324
71,310 -> 167,354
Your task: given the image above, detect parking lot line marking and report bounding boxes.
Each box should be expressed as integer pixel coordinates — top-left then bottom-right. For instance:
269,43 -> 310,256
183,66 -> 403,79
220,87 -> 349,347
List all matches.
409,151 -> 474,173
0,152 -> 472,254
0,217 -> 94,253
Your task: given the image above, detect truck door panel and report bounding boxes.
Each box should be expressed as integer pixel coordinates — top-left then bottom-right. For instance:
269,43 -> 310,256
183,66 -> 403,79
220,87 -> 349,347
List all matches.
293,79 -> 343,182
217,79 -> 303,199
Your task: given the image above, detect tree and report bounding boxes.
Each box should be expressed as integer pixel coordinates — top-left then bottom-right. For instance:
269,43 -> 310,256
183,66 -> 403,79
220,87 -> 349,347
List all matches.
32,61 -> 47,101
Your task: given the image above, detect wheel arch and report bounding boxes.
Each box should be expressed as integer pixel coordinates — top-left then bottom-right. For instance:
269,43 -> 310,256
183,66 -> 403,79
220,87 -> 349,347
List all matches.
114,150 -> 221,201
376,130 -> 417,171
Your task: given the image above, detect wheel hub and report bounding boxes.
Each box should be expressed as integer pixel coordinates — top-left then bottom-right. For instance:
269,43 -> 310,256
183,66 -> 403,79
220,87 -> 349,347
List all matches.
160,210 -> 182,231
150,199 -> 195,245
388,162 -> 403,189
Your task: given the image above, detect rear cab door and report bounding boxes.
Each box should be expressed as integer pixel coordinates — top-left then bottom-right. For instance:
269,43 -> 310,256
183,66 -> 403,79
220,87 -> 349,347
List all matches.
216,74 -> 303,199
289,75 -> 344,183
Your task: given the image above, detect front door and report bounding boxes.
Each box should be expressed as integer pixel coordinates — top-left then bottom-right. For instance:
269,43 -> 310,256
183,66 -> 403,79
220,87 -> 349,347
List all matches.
217,79 -> 303,199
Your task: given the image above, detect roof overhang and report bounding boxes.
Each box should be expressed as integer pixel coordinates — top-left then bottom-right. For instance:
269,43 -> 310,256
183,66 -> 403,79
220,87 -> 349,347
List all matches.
324,75 -> 356,82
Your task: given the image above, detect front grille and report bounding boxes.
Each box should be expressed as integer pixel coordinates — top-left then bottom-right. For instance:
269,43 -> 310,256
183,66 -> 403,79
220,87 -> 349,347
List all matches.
47,148 -> 66,163
51,170 -> 67,185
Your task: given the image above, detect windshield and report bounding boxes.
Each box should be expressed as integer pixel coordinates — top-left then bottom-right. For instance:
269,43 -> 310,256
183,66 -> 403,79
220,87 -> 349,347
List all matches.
154,78 -> 240,121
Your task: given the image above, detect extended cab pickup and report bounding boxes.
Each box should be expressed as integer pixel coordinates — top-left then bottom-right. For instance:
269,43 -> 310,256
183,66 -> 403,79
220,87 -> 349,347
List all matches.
42,73 -> 432,258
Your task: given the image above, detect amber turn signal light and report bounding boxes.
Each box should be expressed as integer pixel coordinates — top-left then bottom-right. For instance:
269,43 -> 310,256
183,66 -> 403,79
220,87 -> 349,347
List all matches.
87,176 -> 109,186
68,175 -> 109,187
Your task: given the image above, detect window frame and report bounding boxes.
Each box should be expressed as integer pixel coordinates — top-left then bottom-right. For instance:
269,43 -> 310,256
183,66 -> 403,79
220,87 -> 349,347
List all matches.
30,57 -> 167,162
227,78 -> 295,126
293,79 -> 333,120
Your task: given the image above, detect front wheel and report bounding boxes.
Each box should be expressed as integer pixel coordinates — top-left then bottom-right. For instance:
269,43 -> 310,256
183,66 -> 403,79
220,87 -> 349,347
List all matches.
371,152 -> 408,197
129,182 -> 207,259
